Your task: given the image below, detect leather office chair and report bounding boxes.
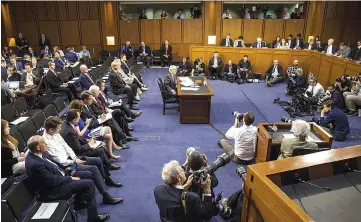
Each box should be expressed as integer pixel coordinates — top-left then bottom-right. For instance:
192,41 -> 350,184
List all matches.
157,78 -> 178,115
292,147 -> 330,157
152,50 -> 161,66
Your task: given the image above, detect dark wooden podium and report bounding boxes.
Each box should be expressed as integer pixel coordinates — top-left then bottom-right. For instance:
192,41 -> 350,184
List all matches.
255,122 -> 333,163
177,76 -> 214,124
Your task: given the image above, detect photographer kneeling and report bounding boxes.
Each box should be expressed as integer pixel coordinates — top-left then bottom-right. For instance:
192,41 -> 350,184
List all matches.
218,112 -> 257,165
305,76 -> 325,105
286,68 -> 307,95
154,160 -> 218,222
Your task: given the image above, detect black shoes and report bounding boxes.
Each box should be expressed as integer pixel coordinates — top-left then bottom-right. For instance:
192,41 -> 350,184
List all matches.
110,164 -> 121,170
123,136 -> 138,142
105,177 -> 123,187
103,194 -> 124,205
129,105 -> 139,110
88,213 -> 110,222
125,117 -> 134,123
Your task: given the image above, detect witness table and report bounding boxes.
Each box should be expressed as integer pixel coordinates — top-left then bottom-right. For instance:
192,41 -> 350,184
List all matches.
177,76 -> 214,124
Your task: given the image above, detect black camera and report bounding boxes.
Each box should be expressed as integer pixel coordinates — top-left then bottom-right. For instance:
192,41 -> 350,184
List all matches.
346,76 -> 359,81
232,111 -> 244,121
193,152 -> 231,182
281,116 -> 292,123
317,93 -> 331,106
312,117 -> 320,125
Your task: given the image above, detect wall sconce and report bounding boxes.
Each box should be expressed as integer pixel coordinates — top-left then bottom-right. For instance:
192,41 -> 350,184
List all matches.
106,36 -> 115,46
8,38 -> 16,47
308,36 -> 314,43
208,36 -> 216,45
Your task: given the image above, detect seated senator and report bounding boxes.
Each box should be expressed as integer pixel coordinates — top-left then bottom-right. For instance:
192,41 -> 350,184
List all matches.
160,40 -> 172,67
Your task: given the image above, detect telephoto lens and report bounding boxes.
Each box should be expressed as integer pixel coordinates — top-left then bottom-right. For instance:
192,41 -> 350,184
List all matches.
186,147 -> 196,156
281,116 -> 292,123
232,111 -> 244,120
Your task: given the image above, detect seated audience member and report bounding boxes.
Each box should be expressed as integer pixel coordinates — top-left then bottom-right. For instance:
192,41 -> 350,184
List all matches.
54,52 -> 70,70
16,33 -> 29,56
173,8 -> 185,19
224,60 -> 237,82
286,60 -> 302,80
53,46 -> 65,57
139,9 -> 148,19
2,45 -> 12,58
283,7 -> 291,19
305,76 -> 325,104
1,79 -> 15,103
278,120 -> 318,159
191,5 -> 202,19
31,56 -> 44,78
272,36 -> 281,48
218,112 -> 257,165
120,54 -> 147,89
208,51 -> 223,80
27,46 -> 37,58
61,110 -> 121,168
38,54 -> 51,67
324,38 -> 337,55
314,36 -> 322,51
325,84 -> 344,110
80,64 -> 95,90
114,59 -> 141,100
334,42 -> 351,58
244,8 -> 251,19
46,61 -> 73,101
154,160 -> 217,222
109,62 -> 138,110
286,68 -> 307,94
287,34 -> 294,49
68,100 -> 128,158
304,38 -> 317,50
278,38 -> 289,49
137,42 -> 151,68
65,47 -> 78,62
120,41 -> 134,60
320,100 -> 350,141
6,67 -> 21,82
191,58 -> 205,76
220,33 -> 233,47
160,10 -> 168,19
9,57 -> 23,72
79,45 -> 90,58
265,60 -> 283,86
291,8 -> 303,19
40,45 -> 52,58
1,59 -> 8,82
25,135 -> 111,222
1,119 -> 26,177
160,40 -> 172,67
222,9 -> 232,19
237,55 -> 252,84
234,36 -> 245,48
22,63 -> 40,87
178,57 -> 192,76
351,40 -> 361,61
42,117 -> 125,194
335,74 -> 351,93
293,33 -> 303,49
252,37 -> 267,48
344,78 -> 361,115
39,33 -> 50,50
164,65 -> 178,100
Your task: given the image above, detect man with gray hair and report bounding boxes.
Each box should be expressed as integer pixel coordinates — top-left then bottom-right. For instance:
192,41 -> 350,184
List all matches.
252,37 -> 266,48
324,38 -> 337,55
278,120 -> 318,159
79,64 -> 95,90
163,65 -> 178,100
154,160 -> 217,222
265,60 -> 283,86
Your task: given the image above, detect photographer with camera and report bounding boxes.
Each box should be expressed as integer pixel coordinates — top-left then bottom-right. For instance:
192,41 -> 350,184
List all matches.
191,58 -> 205,76
319,100 -> 350,141
305,76 -> 325,104
324,84 -> 344,109
218,112 -> 257,165
286,68 -> 307,95
154,160 -> 218,222
286,60 -> 302,81
344,76 -> 361,116
178,57 -> 192,76
335,74 -> 352,93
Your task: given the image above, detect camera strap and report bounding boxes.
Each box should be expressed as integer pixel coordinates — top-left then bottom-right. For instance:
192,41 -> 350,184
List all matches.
181,191 -> 187,214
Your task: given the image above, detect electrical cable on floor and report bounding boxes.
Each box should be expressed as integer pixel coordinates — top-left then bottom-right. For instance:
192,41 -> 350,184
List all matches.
240,89 -> 269,122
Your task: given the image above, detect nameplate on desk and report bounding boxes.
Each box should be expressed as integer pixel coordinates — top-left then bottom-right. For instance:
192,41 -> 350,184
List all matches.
32,203 -> 59,219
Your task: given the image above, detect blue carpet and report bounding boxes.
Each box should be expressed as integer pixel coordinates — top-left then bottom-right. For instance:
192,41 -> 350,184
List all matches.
77,68 -> 361,221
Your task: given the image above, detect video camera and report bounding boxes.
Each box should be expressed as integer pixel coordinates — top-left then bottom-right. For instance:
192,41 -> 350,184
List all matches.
317,93 -> 331,106
232,111 -> 244,121
281,116 -> 292,123
193,152 -> 231,182
336,75 -> 359,82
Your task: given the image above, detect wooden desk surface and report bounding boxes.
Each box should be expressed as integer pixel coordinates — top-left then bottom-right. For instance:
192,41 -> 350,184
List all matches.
177,76 -> 214,97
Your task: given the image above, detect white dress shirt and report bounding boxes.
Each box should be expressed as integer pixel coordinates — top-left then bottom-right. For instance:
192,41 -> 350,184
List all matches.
305,82 -> 325,98
25,72 -> 34,86
213,58 -> 218,68
272,66 -> 279,78
226,38 -> 230,46
225,125 -> 257,161
43,131 -> 77,166
326,45 -> 333,55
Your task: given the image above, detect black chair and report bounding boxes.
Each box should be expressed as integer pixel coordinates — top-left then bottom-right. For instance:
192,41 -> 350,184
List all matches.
44,104 -> 58,117
292,147 -> 330,157
13,97 -> 42,117
18,120 -> 37,142
152,50 -> 161,66
157,78 -> 178,115
11,129 -> 27,152
1,104 -> 18,122
53,97 -> 67,114
2,89 -> 11,106
31,112 -> 46,131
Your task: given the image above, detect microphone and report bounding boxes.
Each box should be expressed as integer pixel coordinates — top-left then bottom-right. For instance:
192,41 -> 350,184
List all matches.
294,172 -> 331,191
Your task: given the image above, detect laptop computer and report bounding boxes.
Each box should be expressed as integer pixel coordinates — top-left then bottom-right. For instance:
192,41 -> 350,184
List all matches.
7,81 -> 19,89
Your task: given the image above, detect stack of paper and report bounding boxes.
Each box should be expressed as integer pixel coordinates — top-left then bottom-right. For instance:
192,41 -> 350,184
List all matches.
97,113 -> 112,124
179,77 -> 194,87
181,87 -> 200,91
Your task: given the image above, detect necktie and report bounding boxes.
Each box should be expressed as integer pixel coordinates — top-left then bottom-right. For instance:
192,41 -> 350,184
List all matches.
258,43 -> 260,48
273,66 -> 276,73
165,46 -> 168,55
85,73 -> 94,84
96,98 -> 105,110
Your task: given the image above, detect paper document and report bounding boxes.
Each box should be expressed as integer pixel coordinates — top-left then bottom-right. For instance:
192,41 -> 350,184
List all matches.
108,101 -> 122,108
179,77 -> 195,87
282,133 -> 315,142
32,203 -> 59,219
88,126 -> 103,138
1,178 -> 6,185
68,81 -> 75,84
89,140 -> 102,149
181,87 -> 200,91
10,117 -> 29,125
97,113 -> 112,124
102,77 -> 109,80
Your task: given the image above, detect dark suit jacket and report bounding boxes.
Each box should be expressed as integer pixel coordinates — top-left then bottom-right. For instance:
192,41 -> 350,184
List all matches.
65,52 -> 78,62
154,184 -> 217,222
220,38 -> 234,47
287,39 -> 295,49
352,47 -> 361,61
32,65 -> 44,78
54,58 -> 66,69
179,61 -> 192,72
237,60 -> 252,71
39,38 -> 51,50
138,46 -> 151,55
163,73 -> 177,98
224,64 -> 237,73
120,61 -> 130,74
293,75 -> 307,88
265,65 -> 283,78
21,71 -> 41,85
252,42 -> 267,48
79,72 -> 94,90
109,69 -> 127,94
304,43 -> 317,50
46,70 -> 63,89
60,121 -> 91,156
324,45 -> 338,54
7,72 -> 21,82
90,98 -> 106,116
160,44 -> 172,56
208,57 -> 223,68
81,105 -> 100,129
25,152 -> 72,200
40,49 -> 52,57
1,67 -> 7,82
1,145 -> 19,177
293,38 -> 304,49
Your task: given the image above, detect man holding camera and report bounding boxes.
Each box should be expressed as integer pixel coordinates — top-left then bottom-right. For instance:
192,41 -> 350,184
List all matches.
335,74 -> 352,93
325,84 -> 344,109
305,76 -> 325,104
218,112 -> 257,165
154,160 -> 217,222
286,68 -> 307,95
344,77 -> 361,116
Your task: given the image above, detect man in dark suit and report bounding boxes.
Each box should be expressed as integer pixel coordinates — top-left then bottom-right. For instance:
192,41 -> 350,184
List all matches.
60,110 -> 121,170
220,33 -> 233,47
286,68 -> 307,95
1,59 -> 7,82
65,47 -> 78,62
208,51 -> 223,80
25,135 -> 111,222
191,58 -> 206,76
293,33 -> 303,49
223,60 -> 237,82
46,61 -> 73,101
137,42 -> 151,68
39,33 -> 51,50
120,54 -> 147,90
31,57 -> 44,78
15,33 -> 28,56
265,60 -> 283,87
154,160 -> 217,222
6,67 -> 21,82
120,41 -> 134,60
40,45 -> 52,58
79,64 -> 95,90
109,62 -> 138,110
163,65 -> 178,100
324,38 -> 338,55
21,63 -> 41,86
178,57 -> 192,76
237,55 -> 252,84
351,40 -> 361,61
304,39 -> 317,50
287,34 -> 295,49
252,37 -> 267,48
160,40 -> 172,67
